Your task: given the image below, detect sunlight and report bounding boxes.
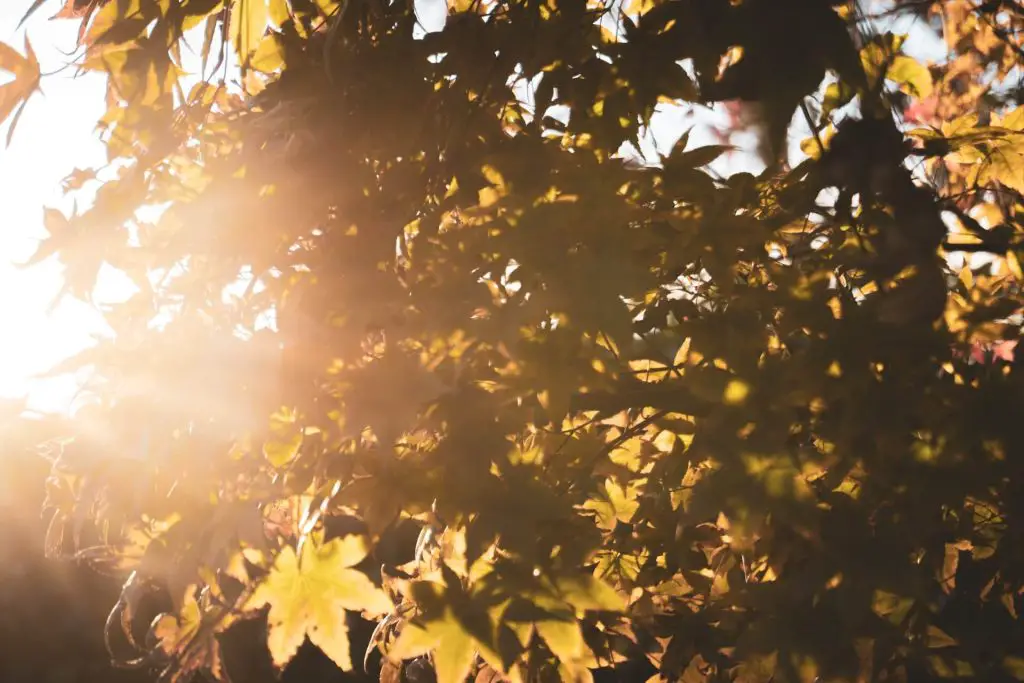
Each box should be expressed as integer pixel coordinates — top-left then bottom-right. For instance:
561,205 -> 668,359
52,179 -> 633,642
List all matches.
0,8 -> 115,416
0,0 -> 947,421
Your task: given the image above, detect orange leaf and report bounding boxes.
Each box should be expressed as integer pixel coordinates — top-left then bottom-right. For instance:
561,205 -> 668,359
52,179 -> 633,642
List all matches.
0,36 -> 42,140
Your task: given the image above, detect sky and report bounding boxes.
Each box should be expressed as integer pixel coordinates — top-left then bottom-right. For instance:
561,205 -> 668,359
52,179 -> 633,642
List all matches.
0,1 -> 946,417
0,5 -> 112,415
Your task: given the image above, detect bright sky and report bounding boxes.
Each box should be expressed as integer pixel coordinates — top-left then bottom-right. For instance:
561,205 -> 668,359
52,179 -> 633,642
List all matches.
0,2 -> 945,418
0,5 -> 112,416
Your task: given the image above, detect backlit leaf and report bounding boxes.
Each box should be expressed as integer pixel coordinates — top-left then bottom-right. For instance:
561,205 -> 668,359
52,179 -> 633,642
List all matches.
231,0 -> 270,67
887,55 -> 933,99
244,534 -> 392,670
390,614 -> 477,683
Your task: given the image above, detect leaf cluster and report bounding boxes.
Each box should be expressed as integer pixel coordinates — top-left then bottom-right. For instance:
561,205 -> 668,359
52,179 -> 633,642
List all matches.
6,1 -> 1024,682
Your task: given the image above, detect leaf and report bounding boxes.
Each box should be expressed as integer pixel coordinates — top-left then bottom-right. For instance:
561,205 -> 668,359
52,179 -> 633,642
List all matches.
676,144 -> 731,168
231,0 -> 270,67
859,32 -> 906,86
925,625 -> 957,649
263,432 -> 303,467
535,618 -> 585,663
820,81 -> 853,120
584,478 -> 639,527
999,106 -> 1024,132
391,615 -> 477,683
555,574 -> 626,614
975,141 -> 1024,194
887,55 -> 933,99
1004,656 -> 1024,680
244,534 -> 392,670
152,590 -> 234,682
0,36 -> 41,136
269,0 -> 292,27
90,15 -> 150,46
941,113 -> 978,138
251,33 -> 285,73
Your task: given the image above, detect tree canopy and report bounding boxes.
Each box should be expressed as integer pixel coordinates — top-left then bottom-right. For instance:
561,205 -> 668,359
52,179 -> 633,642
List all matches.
4,0 -> 1024,681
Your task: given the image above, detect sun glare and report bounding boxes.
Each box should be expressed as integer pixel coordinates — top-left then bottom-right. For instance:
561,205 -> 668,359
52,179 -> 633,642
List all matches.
0,1 -> 947,421
0,9 -> 122,416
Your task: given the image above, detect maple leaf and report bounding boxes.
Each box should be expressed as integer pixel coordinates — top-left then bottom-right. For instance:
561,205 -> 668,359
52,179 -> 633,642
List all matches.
52,0 -> 106,19
973,139 -> 1024,194
390,611 -> 479,683
152,589 -> 236,682
0,36 -> 42,144
231,0 -> 270,70
244,533 -> 393,671
18,0 -> 100,29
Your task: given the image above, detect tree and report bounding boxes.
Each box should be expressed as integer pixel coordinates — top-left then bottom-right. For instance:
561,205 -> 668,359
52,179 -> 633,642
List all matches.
4,0 -> 1024,681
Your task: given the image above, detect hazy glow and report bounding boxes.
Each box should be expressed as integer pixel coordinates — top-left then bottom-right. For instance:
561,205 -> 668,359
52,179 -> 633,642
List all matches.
0,1 -> 945,418
0,7 -> 113,415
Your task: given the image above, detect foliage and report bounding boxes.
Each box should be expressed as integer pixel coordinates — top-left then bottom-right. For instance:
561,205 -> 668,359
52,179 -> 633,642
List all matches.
5,0 -> 1024,682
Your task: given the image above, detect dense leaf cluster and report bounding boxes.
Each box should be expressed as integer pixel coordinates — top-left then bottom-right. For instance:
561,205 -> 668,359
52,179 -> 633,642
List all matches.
4,0 -> 1024,682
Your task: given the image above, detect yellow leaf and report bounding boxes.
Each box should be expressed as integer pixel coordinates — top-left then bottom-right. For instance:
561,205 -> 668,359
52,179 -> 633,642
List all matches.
154,592 -> 204,656
887,55 -> 933,99
871,590 -> 914,625
481,164 -> 505,186
582,478 -> 639,530
606,479 -> 639,523
926,625 -> 957,649
153,590 -> 233,680
0,36 -> 41,128
536,618 -> 585,663
244,535 -> 392,670
431,621 -> 476,683
977,142 -> 1024,194
556,574 -> 626,613
269,0 -> 291,27
1006,251 -> 1024,282
998,106 -> 1024,132
390,613 -> 476,683
479,186 -> 501,207
231,0 -> 270,66
628,359 -> 671,382
672,337 -> 692,367
447,0 -> 477,13
1004,655 -> 1024,680
389,622 -> 440,659
941,113 -> 978,138
723,379 -> 750,405
263,432 -> 302,467
251,34 -> 285,73
799,125 -> 835,160
314,0 -> 342,14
